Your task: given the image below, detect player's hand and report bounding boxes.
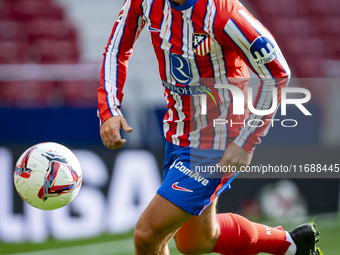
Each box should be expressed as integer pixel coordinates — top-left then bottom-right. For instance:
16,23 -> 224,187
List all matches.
217,142 -> 253,177
100,116 -> 133,149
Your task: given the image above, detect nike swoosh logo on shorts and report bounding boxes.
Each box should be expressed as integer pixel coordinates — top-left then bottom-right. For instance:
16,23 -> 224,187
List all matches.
171,182 -> 193,193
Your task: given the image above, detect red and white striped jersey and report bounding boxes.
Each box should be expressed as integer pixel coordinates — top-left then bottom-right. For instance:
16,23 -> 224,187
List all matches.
97,0 -> 291,153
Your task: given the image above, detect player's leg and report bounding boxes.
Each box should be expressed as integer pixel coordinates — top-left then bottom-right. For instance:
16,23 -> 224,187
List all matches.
175,199 -> 292,255
133,193 -> 192,254
212,213 -> 322,255
212,213 -> 292,255
175,201 -> 293,255
174,201 -> 320,255
174,199 -> 219,254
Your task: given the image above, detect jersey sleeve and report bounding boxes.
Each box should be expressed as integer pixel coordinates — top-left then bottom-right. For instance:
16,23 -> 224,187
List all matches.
97,0 -> 145,125
222,8 -> 291,153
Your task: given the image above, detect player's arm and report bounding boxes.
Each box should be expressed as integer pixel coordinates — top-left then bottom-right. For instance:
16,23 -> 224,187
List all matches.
97,0 -> 145,149
222,7 -> 291,154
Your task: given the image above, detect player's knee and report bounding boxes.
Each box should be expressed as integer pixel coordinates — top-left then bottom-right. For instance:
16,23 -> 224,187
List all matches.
175,235 -> 213,255
133,227 -> 154,250
175,240 -> 196,255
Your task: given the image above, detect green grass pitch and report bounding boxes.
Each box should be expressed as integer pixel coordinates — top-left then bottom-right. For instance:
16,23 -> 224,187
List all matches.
0,216 -> 338,255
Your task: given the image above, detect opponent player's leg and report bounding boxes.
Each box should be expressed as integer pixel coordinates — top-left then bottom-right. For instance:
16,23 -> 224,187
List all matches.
133,193 -> 192,254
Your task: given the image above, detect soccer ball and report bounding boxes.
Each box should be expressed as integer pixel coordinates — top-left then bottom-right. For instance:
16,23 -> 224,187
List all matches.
14,142 -> 82,210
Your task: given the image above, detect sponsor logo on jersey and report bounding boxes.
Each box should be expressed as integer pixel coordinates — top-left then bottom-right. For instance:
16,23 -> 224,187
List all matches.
202,87 -> 222,107
170,53 -> 192,85
192,33 -> 211,57
162,80 -> 222,109
250,36 -> 277,65
171,182 -> 193,192
170,158 -> 210,186
162,80 -> 220,98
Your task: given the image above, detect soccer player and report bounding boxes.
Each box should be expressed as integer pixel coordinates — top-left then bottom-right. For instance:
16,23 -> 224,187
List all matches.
97,0 -> 322,254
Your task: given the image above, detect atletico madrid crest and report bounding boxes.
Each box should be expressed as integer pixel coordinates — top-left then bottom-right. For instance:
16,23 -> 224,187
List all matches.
192,33 -> 211,57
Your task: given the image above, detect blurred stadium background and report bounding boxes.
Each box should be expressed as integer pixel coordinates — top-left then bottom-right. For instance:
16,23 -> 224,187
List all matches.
0,0 -> 339,254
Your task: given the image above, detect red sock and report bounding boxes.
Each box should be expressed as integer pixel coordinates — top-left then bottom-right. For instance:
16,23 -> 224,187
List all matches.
212,213 -> 291,255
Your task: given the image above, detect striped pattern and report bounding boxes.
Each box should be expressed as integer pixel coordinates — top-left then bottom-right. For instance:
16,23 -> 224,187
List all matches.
224,10 -> 290,151
98,0 -> 291,153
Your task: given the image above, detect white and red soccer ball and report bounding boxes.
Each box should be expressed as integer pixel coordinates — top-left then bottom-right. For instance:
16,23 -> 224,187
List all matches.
14,142 -> 82,210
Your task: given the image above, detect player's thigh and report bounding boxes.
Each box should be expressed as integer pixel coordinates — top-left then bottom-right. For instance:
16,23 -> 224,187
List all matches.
135,193 -> 192,244
174,198 -> 219,250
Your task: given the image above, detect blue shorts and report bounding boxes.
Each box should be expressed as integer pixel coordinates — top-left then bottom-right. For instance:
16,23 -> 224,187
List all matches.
157,141 -> 239,215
